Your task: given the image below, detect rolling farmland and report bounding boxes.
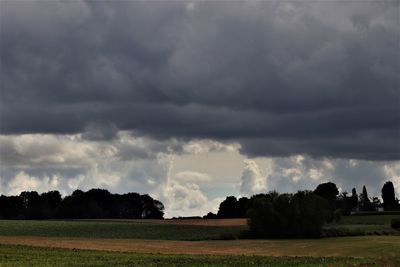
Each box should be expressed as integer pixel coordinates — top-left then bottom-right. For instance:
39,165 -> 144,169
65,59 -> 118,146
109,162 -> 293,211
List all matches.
0,215 -> 399,266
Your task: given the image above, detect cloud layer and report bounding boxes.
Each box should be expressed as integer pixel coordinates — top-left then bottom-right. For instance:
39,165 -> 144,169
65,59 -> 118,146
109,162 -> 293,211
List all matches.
1,0 -> 399,160
1,1 -> 399,216
1,132 -> 400,217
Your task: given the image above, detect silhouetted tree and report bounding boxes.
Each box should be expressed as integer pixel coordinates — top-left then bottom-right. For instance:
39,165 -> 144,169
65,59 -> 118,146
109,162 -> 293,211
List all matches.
20,191 -> 43,219
382,181 -> 397,211
350,188 -> 358,211
359,185 -> 373,211
41,191 -> 62,218
314,182 -> 339,222
237,197 -> 249,218
141,194 -> 164,219
0,189 -> 164,220
314,182 -> 339,209
247,191 -> 328,238
203,212 -> 217,219
123,192 -> 143,218
217,196 -> 238,218
0,195 -> 23,219
335,192 -> 350,215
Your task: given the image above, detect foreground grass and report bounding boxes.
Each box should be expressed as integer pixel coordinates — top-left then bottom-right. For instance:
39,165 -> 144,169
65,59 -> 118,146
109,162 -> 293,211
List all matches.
0,244 -> 383,267
0,220 -> 245,240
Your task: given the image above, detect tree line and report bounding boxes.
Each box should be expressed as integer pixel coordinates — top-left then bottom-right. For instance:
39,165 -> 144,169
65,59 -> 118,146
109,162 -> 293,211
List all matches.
0,189 -> 164,219
205,181 -> 399,220
204,181 -> 399,238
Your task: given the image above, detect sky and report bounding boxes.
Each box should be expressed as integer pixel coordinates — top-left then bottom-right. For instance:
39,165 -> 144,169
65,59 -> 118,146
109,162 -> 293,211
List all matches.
0,0 -> 399,217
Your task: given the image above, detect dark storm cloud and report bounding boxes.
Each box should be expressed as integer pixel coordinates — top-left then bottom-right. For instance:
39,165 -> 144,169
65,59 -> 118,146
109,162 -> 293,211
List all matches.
1,0 -> 399,160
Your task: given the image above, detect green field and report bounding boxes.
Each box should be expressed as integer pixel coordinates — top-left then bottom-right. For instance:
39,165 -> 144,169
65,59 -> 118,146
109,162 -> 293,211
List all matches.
0,214 -> 398,241
323,214 -> 400,236
0,220 -> 245,240
0,244 -> 385,267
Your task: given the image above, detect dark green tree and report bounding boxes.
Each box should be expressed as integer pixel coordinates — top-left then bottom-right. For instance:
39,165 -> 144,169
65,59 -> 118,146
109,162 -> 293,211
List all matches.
359,185 -> 373,211
217,196 -> 238,218
382,181 -> 396,211
237,197 -> 249,218
40,191 -> 62,218
247,191 -> 329,238
314,182 -> 339,221
350,188 -> 358,211
314,182 -> 339,209
20,191 -> 43,219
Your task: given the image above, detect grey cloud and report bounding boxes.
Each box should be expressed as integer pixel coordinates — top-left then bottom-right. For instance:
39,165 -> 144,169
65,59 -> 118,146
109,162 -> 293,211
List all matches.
1,0 -> 399,160
82,122 -> 119,141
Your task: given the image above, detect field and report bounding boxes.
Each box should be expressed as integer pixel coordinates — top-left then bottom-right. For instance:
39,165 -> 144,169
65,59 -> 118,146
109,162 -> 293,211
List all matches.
0,215 -> 399,266
0,244 -> 377,267
324,214 -> 400,236
0,219 -> 246,240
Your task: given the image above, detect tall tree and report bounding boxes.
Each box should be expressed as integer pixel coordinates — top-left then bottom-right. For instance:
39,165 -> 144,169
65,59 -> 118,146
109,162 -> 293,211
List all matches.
41,191 -> 62,218
314,182 -> 339,210
382,181 -> 396,211
20,191 -> 42,219
217,196 -> 238,218
237,197 -> 249,218
247,191 -> 329,238
350,188 -> 358,210
359,185 -> 373,211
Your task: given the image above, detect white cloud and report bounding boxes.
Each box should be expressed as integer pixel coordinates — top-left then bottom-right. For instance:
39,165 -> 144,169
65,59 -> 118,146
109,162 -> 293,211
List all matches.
183,139 -> 240,155
383,162 -> 400,197
239,159 -> 267,195
7,171 -> 60,195
67,175 -> 85,190
162,180 -> 223,218
174,171 -> 211,183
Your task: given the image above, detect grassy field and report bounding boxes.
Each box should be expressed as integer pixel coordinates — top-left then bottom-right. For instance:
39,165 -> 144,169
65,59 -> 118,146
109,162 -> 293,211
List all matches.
323,214 -> 400,236
0,214 -> 398,241
0,220 -> 245,240
0,244 -> 385,267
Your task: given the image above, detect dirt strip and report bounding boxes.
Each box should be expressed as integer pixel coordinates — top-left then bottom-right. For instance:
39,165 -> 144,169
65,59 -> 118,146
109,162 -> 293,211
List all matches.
0,236 -> 399,258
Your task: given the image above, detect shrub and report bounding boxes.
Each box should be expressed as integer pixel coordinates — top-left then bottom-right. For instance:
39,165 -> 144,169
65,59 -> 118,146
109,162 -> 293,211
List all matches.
391,218 -> 400,230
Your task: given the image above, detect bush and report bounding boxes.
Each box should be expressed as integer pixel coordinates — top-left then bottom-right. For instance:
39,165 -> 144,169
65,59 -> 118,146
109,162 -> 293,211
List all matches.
391,218 -> 400,230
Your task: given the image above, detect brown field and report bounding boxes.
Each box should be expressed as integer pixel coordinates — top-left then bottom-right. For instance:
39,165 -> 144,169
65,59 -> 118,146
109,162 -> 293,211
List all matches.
79,218 -> 248,226
1,236 -> 399,258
